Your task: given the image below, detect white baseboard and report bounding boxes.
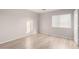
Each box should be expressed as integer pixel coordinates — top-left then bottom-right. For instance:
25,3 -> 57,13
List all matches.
0,35 -> 26,44
0,33 -> 37,44
40,32 -> 73,40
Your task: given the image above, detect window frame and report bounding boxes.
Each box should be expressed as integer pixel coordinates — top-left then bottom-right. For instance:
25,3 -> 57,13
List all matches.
52,14 -> 72,29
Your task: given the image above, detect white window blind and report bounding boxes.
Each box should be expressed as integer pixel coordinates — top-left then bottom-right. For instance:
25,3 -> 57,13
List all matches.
52,14 -> 71,28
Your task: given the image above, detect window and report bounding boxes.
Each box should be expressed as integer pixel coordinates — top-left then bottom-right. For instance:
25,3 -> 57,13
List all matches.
52,14 -> 71,28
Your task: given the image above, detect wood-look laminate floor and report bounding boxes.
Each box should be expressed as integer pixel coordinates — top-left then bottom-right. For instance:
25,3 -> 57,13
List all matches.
0,34 -> 78,49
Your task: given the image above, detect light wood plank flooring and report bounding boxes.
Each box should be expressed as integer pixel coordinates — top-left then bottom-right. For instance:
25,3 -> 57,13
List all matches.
0,34 -> 78,49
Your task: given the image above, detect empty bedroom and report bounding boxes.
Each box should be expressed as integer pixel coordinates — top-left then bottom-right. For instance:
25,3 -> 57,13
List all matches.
0,9 -> 78,49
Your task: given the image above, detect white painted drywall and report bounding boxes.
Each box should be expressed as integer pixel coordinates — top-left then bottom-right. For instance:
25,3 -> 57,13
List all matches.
39,9 -> 74,39
74,9 -> 78,45
0,9 -> 39,44
78,9 -> 79,45
78,10 -> 79,45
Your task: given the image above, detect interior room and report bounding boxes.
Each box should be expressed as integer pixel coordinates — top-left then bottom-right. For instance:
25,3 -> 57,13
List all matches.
0,9 -> 78,49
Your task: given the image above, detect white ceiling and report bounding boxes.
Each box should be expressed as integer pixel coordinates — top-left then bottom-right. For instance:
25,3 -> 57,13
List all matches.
28,9 -> 59,13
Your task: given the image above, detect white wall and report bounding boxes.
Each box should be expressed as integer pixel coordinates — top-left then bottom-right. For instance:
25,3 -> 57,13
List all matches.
0,9 -> 39,44
39,9 -> 74,39
78,9 -> 79,45
74,9 -> 78,45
